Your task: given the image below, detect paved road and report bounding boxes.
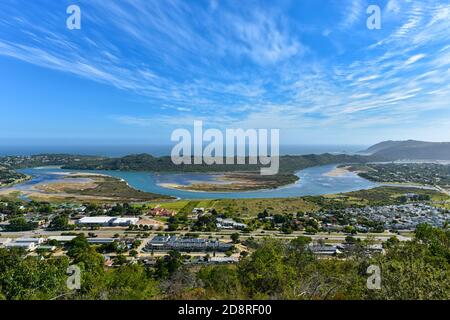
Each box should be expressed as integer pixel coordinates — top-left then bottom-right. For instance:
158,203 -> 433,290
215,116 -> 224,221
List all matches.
0,227 -> 411,242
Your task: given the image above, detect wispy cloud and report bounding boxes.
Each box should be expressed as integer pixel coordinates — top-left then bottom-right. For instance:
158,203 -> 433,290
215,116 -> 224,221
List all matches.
0,0 -> 449,143
339,0 -> 365,30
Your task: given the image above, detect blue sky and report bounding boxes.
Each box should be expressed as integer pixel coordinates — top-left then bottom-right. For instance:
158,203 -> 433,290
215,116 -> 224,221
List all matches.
0,0 -> 449,146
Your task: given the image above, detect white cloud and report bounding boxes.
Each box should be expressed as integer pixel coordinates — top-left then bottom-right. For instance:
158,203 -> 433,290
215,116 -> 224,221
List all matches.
0,0 -> 449,141
339,0 -> 364,30
405,53 -> 426,65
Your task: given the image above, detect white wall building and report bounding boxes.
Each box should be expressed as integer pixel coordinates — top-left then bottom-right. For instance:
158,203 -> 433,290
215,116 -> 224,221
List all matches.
5,242 -> 37,251
15,237 -> 46,245
0,238 -> 12,247
77,216 -> 115,226
77,216 -> 139,227
110,217 -> 139,226
48,236 -> 77,243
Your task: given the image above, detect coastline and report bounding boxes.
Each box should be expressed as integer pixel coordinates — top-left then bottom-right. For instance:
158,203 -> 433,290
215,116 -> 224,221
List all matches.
0,174 -> 32,189
2,163 -> 384,199
323,166 -> 352,177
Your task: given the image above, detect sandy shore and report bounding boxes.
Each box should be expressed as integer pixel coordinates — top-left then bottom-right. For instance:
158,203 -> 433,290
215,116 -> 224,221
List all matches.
324,166 -> 351,177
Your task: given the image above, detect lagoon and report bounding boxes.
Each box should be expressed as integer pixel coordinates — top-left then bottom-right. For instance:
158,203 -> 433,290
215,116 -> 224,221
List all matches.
14,164 -> 379,199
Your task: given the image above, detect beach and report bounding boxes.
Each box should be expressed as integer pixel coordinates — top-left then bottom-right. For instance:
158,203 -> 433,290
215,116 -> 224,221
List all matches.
324,166 -> 351,177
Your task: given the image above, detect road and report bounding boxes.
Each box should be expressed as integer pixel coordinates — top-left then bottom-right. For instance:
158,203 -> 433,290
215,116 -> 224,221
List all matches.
0,227 -> 411,243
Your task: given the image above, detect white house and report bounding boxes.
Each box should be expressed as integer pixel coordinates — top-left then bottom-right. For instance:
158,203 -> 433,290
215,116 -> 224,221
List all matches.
15,237 -> 46,245
216,218 -> 247,230
110,217 -> 139,226
87,238 -> 116,244
76,216 -> 139,227
48,236 -> 77,243
5,242 -> 37,251
77,216 -> 115,226
0,238 -> 12,247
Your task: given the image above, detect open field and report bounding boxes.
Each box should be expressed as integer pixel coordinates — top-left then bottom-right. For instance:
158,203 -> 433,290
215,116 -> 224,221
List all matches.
145,186 -> 450,218
147,198 -> 320,218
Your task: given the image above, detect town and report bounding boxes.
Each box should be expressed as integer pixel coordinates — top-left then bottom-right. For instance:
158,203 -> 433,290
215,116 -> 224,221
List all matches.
1,188 -> 448,268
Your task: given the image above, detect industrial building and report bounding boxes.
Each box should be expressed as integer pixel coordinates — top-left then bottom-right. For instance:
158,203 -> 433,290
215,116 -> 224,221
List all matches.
146,236 -> 232,252
76,216 -> 139,227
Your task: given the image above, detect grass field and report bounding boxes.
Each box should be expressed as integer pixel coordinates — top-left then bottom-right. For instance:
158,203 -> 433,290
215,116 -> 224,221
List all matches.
0,191 -> 23,202
145,186 -> 449,219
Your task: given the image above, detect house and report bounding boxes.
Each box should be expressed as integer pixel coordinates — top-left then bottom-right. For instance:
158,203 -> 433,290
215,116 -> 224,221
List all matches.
87,238 -> 116,244
308,244 -> 341,256
209,256 -> 239,264
38,245 -> 57,252
146,236 -> 232,252
192,208 -> 205,214
216,218 -> 247,230
5,241 -> 37,251
76,216 -> 139,227
368,244 -> 385,254
15,237 -> 46,245
104,259 -> 114,267
48,235 -> 77,243
110,217 -> 139,226
149,207 -> 176,217
0,238 -> 12,247
77,216 -> 115,226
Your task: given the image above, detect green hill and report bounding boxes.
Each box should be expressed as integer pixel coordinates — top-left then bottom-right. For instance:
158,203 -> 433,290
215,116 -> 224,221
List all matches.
361,140 -> 450,160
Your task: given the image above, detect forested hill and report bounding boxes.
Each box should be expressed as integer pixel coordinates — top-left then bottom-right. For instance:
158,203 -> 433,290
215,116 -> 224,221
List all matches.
361,140 -> 450,160
0,164 -> 28,186
59,153 -> 377,174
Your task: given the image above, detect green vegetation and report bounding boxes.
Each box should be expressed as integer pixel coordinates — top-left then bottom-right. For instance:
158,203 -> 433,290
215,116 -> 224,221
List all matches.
4,217 -> 38,231
2,225 -> 447,300
348,163 -> 450,189
48,214 -> 73,231
341,186 -> 442,206
0,153 -> 379,192
63,175 -> 173,201
0,165 -> 29,187
146,186 -> 447,219
57,153 -> 376,174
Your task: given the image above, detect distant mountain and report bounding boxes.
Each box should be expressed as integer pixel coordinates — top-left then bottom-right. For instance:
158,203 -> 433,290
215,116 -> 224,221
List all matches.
361,140 -> 450,160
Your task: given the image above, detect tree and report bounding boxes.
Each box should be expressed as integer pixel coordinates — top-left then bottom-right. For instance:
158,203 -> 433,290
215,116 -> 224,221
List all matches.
192,215 -> 217,232
198,265 -> 242,299
238,239 -> 294,298
5,217 -> 38,231
167,216 -> 179,231
0,248 -> 69,300
367,237 -> 449,300
114,255 -> 128,266
104,264 -> 159,300
129,250 -> 138,258
305,226 -> 318,234
154,250 -> 183,279
37,203 -> 53,214
384,236 -> 399,248
343,225 -> 357,235
131,240 -> 142,249
65,234 -> 107,299
48,215 -> 72,230
231,233 -> 240,244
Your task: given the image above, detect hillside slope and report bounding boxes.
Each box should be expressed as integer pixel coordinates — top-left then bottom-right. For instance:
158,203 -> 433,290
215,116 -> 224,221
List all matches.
361,140 -> 450,160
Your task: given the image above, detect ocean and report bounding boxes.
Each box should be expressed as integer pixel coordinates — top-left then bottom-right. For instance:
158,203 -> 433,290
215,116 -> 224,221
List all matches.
0,144 -> 367,157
